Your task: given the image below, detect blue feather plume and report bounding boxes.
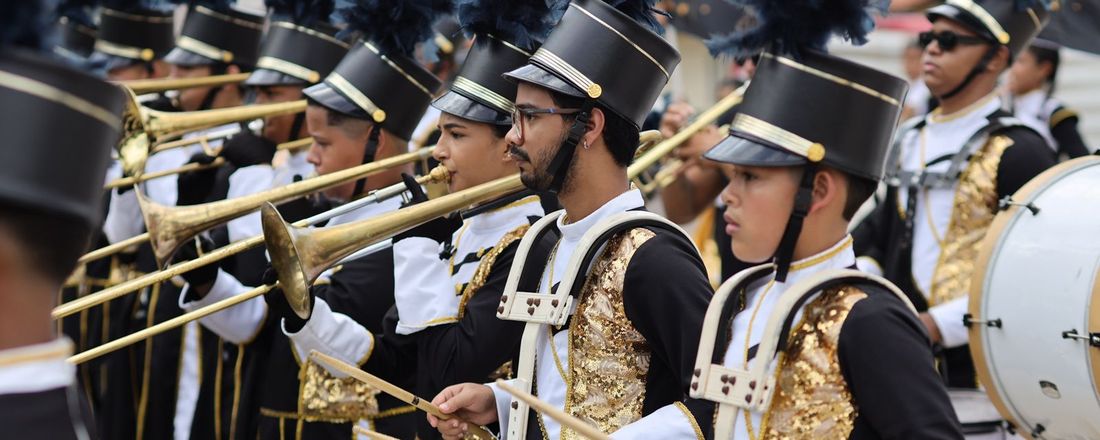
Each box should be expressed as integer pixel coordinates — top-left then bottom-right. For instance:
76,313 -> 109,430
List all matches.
706,0 -> 885,60
1,0 -> 61,51
454,0 -> 567,51
1014,0 -> 1052,11
338,0 -> 453,57
57,0 -> 98,27
603,0 -> 666,35
266,0 -> 336,26
100,0 -> 176,11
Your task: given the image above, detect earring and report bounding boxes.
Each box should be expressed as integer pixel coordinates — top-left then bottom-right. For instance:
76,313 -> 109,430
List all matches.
583,140 -> 590,150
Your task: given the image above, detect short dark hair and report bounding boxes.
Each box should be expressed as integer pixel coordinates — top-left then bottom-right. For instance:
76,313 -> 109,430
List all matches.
490,123 -> 511,139
0,202 -> 92,282
548,91 -> 640,167
306,98 -> 373,138
842,174 -> 878,221
1028,44 -> 1061,89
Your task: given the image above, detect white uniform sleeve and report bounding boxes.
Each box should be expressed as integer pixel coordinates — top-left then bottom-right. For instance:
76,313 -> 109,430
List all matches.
178,269 -> 267,344
856,256 -> 883,277
285,298 -> 374,377
143,148 -> 190,207
486,380 -> 514,436
225,165 -> 275,242
928,295 -> 970,348
392,237 -> 460,335
103,189 -> 144,244
610,404 -> 704,439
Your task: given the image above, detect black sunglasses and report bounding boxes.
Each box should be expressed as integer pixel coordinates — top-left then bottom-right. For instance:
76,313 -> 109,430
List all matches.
918,30 -> 991,51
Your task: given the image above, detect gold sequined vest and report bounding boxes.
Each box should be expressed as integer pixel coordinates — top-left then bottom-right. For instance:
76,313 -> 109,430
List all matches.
928,135 -> 1013,305
761,285 -> 869,439
561,228 -> 655,440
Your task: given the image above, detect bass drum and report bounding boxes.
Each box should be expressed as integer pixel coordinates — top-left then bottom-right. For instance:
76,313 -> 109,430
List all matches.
970,156 -> 1100,440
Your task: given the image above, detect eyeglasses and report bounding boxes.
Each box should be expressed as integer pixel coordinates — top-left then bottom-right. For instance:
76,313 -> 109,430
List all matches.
918,30 -> 991,51
511,106 -> 583,141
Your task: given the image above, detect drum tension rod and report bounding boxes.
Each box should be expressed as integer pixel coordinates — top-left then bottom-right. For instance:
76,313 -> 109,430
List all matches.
963,314 -> 1002,328
997,196 -> 1040,215
1061,329 -> 1100,347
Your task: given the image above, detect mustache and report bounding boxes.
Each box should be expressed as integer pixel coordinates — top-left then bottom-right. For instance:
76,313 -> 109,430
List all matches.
507,144 -> 530,162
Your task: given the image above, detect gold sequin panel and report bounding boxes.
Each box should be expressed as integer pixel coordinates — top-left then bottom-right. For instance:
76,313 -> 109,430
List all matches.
298,358 -> 381,422
930,135 -> 1012,306
764,285 -> 868,439
563,228 -> 655,440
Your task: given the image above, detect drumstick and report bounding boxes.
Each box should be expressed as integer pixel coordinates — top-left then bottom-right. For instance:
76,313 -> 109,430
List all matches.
309,351 -> 495,440
494,379 -> 610,440
352,425 -> 400,440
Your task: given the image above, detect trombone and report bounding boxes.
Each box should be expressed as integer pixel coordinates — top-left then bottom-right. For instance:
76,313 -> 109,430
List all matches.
117,72 -> 251,96
56,146 -> 437,318
115,91 -> 307,178
102,137 -> 314,190
67,166 -> 451,363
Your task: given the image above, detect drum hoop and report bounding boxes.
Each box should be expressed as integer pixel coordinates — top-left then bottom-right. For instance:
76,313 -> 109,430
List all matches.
968,155 -> 1100,439
1089,263 -> 1100,410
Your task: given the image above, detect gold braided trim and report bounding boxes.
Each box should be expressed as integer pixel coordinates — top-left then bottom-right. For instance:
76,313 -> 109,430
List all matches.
177,35 -> 234,63
457,224 -> 531,319
674,402 -> 705,440
1050,108 -> 1078,128
195,6 -> 264,30
101,8 -> 173,23
731,113 -> 826,162
327,73 -> 387,123
361,42 -> 433,96
946,0 -> 1010,44
58,17 -> 97,36
764,53 -> 901,106
272,21 -> 350,48
95,40 -> 155,61
0,69 -> 121,128
486,34 -> 532,57
258,56 -> 321,83
530,48 -> 603,98
453,75 -> 515,114
570,3 -> 670,79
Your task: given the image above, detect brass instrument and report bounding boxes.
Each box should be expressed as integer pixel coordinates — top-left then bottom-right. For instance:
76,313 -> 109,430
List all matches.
56,149 -> 438,318
117,72 -> 251,95
103,137 -> 314,190
116,91 -> 307,178
66,167 -> 451,362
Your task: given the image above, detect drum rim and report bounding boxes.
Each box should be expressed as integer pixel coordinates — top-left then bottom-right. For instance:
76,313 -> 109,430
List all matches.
968,155 -> 1100,438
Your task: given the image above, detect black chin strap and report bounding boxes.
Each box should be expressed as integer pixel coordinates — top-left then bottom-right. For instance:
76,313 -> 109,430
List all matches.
545,99 -> 596,193
773,165 -> 817,282
288,112 -> 306,143
351,126 -> 381,197
941,45 -> 998,100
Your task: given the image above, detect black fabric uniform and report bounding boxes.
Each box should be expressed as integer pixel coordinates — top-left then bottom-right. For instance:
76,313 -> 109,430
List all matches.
1047,104 -> 1090,158
853,110 -> 1055,387
516,222 -> 717,439
0,384 -> 98,440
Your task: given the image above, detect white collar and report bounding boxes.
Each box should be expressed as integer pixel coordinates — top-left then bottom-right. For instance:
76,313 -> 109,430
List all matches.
926,93 -> 1001,127
467,195 -> 544,233
557,189 -> 645,242
0,338 -> 76,395
767,235 -> 856,288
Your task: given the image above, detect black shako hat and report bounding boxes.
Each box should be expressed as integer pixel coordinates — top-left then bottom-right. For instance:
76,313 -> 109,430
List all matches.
304,42 -> 443,140
54,17 -> 97,61
927,0 -> 1051,60
432,36 -> 532,126
0,49 -> 128,229
164,4 -> 265,67
704,51 -> 908,181
245,22 -> 349,86
503,0 -> 680,129
91,8 -> 176,70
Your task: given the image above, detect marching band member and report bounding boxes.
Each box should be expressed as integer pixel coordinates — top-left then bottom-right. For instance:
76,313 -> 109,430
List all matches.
178,0 -> 446,436
855,1 -> 1055,437
685,1 -> 962,437
0,2 -> 128,437
1005,40 -> 1092,158
431,1 -> 716,438
283,1 -> 562,437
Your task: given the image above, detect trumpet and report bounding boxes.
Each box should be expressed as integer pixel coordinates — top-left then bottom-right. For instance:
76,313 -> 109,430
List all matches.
103,137 -> 314,190
117,72 -> 251,96
116,91 -> 307,178
67,166 -> 451,363
56,147 -> 437,318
